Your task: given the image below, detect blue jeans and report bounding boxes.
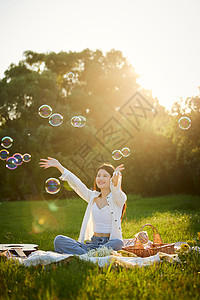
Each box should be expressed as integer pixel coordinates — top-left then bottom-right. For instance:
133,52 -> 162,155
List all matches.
54,235 -> 124,255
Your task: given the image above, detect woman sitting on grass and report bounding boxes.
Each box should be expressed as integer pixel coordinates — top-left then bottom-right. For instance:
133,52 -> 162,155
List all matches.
39,157 -> 127,255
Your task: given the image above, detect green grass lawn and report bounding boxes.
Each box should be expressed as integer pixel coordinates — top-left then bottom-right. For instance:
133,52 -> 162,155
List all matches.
0,194 -> 200,299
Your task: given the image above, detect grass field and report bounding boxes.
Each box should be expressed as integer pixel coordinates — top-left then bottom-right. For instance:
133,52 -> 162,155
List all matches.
0,194 -> 200,299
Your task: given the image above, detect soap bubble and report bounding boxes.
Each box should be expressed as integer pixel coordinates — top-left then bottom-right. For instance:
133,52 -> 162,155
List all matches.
178,117 -> 191,130
49,113 -> 63,126
1,137 -> 13,149
23,153 -> 31,162
38,105 -> 52,118
6,157 -> 18,170
112,150 -> 123,160
78,116 -> 86,127
121,147 -> 131,157
45,178 -> 60,194
71,116 -> 80,127
67,72 -> 75,79
0,149 -> 9,160
13,153 -> 23,165
71,116 -> 86,127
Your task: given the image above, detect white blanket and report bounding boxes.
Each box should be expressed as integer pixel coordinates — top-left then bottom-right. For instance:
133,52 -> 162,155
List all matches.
11,250 -> 162,268
7,241 -> 194,268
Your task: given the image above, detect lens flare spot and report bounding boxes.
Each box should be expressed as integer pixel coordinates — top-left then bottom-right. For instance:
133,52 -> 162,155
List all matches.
31,208 -> 58,233
38,218 -> 45,225
48,202 -> 58,212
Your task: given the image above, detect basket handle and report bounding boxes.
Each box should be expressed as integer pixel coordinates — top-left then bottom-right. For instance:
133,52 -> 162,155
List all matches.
140,223 -> 163,244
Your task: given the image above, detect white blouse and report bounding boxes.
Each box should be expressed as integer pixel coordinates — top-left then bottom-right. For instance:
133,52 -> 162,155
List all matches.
59,168 -> 127,243
92,202 -> 112,234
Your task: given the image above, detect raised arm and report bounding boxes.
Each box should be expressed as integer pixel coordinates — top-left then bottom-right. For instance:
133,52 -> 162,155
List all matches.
110,164 -> 127,206
112,164 -> 125,187
39,157 -> 94,202
40,157 -> 65,173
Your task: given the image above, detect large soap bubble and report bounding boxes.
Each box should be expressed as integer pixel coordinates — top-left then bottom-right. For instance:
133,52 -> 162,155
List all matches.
178,117 -> 191,130
38,105 -> 52,118
1,137 -> 13,149
45,178 -> 60,194
6,157 -> 18,170
0,149 -> 9,160
49,113 -> 63,126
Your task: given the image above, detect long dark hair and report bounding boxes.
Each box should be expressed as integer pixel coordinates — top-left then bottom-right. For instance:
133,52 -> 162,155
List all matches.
93,163 -> 126,220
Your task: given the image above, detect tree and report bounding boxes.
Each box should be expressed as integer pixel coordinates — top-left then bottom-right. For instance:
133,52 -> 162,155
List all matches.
1,48 -> 198,200
0,49 -> 140,200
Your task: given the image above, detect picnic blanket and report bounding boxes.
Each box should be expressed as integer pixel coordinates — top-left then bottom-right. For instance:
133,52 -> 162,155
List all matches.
2,242 -> 198,268
7,250 -> 179,268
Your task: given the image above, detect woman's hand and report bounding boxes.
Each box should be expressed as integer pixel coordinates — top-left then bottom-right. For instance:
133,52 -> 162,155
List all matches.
112,164 -> 125,186
39,157 -> 65,174
114,164 -> 125,174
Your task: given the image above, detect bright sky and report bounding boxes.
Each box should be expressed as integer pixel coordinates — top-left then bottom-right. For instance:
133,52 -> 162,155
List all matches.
0,0 -> 200,110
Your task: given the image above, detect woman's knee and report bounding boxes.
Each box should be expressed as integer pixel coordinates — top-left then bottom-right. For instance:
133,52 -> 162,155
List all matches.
54,235 -> 61,248
54,235 -> 69,248
108,238 -> 124,251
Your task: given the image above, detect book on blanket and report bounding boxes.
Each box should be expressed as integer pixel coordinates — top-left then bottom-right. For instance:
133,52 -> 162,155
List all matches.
0,244 -> 38,258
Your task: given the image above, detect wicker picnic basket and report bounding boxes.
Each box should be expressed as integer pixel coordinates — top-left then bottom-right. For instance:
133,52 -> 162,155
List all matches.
122,224 -> 175,257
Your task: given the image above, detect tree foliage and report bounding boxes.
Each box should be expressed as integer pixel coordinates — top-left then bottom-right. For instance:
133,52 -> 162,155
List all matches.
0,49 -> 199,200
